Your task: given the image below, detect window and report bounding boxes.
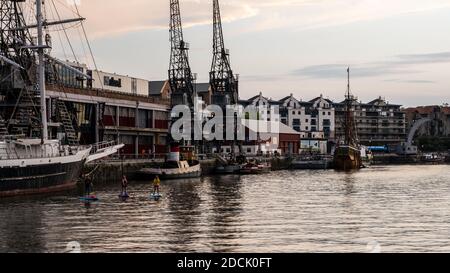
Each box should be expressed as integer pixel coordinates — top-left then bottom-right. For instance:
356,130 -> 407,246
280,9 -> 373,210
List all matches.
293,119 -> 301,132
104,76 -> 122,88
298,111 -> 301,115
131,78 -> 137,94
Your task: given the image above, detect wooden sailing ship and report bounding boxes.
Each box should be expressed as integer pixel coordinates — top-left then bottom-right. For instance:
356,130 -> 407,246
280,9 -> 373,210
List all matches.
333,68 -> 362,171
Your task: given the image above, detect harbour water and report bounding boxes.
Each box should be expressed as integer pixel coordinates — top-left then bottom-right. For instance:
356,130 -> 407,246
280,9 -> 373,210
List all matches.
1,165 -> 450,253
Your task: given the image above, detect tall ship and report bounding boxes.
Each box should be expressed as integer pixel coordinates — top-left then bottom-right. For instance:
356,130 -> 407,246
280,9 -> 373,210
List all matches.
0,0 -> 122,197
333,68 -> 362,171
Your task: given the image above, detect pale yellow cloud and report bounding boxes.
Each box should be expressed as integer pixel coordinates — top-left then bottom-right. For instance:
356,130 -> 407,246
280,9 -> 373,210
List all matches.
46,0 -> 450,38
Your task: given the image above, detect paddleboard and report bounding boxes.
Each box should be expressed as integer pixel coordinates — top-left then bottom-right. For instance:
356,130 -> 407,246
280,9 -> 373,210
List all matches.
80,196 -> 99,202
150,193 -> 163,200
118,193 -> 130,198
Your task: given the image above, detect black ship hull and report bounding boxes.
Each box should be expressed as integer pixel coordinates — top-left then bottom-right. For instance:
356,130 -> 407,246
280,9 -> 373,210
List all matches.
0,160 -> 85,197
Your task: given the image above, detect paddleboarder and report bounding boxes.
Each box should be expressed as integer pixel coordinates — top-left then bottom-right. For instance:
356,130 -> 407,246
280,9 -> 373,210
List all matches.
153,175 -> 161,195
121,175 -> 129,196
84,174 -> 94,196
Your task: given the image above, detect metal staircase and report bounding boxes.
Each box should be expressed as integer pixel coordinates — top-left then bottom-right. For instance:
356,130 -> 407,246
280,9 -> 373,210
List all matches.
9,89 -> 40,137
0,115 -> 7,136
54,99 -> 79,146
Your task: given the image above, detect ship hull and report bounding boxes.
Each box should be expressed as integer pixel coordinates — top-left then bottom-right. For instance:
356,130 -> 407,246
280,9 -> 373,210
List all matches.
0,160 -> 85,197
291,160 -> 330,170
334,146 -> 362,171
139,161 -> 202,180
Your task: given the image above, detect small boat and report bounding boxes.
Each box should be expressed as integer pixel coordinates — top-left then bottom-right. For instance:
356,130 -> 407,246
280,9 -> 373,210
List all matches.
139,145 -> 201,180
421,153 -> 445,164
240,160 -> 271,175
215,164 -> 242,174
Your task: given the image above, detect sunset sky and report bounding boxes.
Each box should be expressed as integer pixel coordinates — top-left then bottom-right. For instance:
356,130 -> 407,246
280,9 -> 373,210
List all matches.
48,0 -> 450,106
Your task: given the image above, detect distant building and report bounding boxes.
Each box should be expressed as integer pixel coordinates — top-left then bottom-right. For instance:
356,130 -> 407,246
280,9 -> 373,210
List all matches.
278,94 -> 335,154
238,92 -> 335,154
404,105 -> 450,137
239,92 -> 280,122
334,96 -> 406,146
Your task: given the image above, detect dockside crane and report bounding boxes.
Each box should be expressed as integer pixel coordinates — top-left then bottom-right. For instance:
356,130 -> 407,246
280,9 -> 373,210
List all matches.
168,0 -> 198,153
209,0 -> 241,158
210,0 -> 238,106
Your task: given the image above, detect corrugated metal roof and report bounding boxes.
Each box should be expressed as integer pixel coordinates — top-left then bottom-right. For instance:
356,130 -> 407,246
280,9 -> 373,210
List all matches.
243,120 -> 301,135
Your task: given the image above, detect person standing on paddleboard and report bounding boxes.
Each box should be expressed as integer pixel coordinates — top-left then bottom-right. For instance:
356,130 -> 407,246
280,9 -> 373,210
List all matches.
153,175 -> 161,194
121,175 -> 129,196
84,174 -> 93,196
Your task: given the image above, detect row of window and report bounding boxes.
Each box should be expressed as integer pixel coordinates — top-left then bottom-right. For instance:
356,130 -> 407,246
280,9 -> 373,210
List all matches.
290,111 -> 333,116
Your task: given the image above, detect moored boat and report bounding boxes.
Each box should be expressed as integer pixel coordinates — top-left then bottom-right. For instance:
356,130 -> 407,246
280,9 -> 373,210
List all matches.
334,145 -> 362,171
333,68 -> 362,171
240,160 -> 271,175
139,145 -> 201,180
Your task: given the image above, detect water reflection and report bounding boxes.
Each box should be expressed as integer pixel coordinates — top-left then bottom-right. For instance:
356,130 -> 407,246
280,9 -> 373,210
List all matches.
0,204 -> 45,253
165,178 -> 203,252
207,175 -> 244,252
342,173 -> 356,196
1,165 -> 450,253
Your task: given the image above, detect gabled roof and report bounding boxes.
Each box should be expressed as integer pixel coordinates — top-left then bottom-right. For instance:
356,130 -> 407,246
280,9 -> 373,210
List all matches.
309,96 -> 334,105
247,92 -> 268,102
367,97 -> 402,107
149,81 -> 167,95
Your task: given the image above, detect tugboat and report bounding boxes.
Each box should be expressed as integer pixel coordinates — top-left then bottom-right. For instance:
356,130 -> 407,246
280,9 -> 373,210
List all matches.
334,68 -> 362,171
139,144 -> 201,180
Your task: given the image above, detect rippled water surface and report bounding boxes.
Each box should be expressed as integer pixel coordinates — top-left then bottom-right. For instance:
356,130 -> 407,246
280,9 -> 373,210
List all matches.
1,165 -> 450,253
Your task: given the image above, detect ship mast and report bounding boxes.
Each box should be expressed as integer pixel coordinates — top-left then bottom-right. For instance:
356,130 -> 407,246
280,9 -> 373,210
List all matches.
36,0 -> 47,142
345,67 -> 350,145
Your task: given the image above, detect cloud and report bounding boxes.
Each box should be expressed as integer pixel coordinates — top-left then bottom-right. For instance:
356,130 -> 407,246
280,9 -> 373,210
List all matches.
395,52 -> 450,64
47,0 -> 450,38
384,79 -> 436,84
293,51 -> 450,79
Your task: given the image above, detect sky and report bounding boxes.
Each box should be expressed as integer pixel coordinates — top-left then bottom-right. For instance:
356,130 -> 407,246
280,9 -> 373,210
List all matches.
47,0 -> 450,107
